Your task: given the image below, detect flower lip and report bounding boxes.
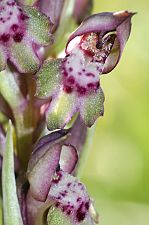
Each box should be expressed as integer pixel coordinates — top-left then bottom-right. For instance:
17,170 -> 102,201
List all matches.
0,0 -> 52,73
0,0 -> 28,44
48,170 -> 92,224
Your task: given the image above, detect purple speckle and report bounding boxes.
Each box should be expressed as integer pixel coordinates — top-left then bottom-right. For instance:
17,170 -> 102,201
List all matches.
69,67 -> 73,72
77,197 -> 82,202
19,13 -> 29,21
63,71 -> 68,77
63,85 -> 73,94
55,202 -> 60,208
60,192 -> 66,197
76,85 -> 86,95
67,76 -> 75,85
86,73 -> 95,77
76,203 -> 86,222
0,33 -> 10,42
11,24 -> 19,32
57,196 -> 62,200
85,202 -> 90,210
67,182 -> 71,187
67,210 -> 72,215
7,1 -> 15,6
13,32 -> 24,42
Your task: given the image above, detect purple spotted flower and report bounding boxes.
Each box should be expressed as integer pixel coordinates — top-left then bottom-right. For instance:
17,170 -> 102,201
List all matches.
36,11 -> 135,130
0,0 -> 51,73
18,127 -> 95,225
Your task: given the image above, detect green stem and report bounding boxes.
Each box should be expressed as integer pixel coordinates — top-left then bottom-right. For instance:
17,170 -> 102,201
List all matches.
0,69 -> 33,169
47,0 -> 76,55
76,125 -> 96,179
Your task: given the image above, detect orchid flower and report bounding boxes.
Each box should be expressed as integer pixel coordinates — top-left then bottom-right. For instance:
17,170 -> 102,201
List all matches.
0,0 -> 51,73
36,11 -> 135,130
16,126 -> 95,225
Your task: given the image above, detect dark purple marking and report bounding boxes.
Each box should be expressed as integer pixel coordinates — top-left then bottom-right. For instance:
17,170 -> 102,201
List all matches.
60,192 -> 66,197
13,32 -> 24,42
11,24 -> 19,32
57,196 -> 62,200
69,67 -> 73,72
0,33 -> 10,42
19,13 -> 29,21
62,205 -> 68,212
77,85 -> 86,95
85,202 -> 90,210
55,202 -> 60,207
76,203 -> 86,222
96,81 -> 100,89
67,182 -> 71,187
86,73 -> 95,77
77,197 -> 82,202
67,210 -> 72,215
63,85 -> 73,94
87,83 -> 95,89
67,76 -> 75,85
7,1 -> 15,6
63,71 -> 68,77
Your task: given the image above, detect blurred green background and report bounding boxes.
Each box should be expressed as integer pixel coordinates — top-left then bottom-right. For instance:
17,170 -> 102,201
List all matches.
82,0 -> 149,224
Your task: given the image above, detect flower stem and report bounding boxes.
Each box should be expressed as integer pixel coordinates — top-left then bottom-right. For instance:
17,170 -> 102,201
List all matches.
0,69 -> 33,169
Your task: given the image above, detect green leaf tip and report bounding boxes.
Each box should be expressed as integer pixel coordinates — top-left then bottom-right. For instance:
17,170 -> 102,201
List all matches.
2,121 -> 24,225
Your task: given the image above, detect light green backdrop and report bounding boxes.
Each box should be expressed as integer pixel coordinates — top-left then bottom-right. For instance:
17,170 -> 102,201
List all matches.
82,1 -> 149,224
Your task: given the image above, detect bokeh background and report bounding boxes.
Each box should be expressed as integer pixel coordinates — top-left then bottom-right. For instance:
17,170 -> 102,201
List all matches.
82,0 -> 149,224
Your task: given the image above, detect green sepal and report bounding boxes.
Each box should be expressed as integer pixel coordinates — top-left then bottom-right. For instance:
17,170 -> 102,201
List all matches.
36,59 -> 62,98
47,90 -> 76,130
80,88 -> 105,127
47,206 -> 94,225
24,6 -> 51,45
47,207 -> 72,225
2,121 -> 23,225
10,40 -> 40,73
